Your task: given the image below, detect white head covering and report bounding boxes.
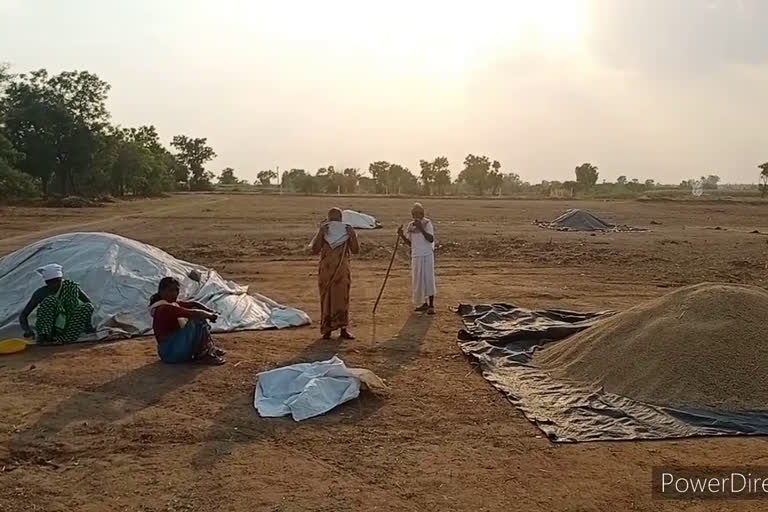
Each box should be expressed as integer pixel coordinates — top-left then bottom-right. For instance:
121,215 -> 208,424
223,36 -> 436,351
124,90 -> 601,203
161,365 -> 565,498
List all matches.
36,263 -> 63,282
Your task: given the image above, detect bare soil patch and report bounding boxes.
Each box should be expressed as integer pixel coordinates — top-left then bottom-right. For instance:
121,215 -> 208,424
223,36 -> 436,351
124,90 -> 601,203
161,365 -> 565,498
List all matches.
2,194 -> 768,511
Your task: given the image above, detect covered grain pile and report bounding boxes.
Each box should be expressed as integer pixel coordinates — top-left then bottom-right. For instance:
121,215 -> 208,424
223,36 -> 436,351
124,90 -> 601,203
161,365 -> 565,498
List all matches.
536,283 -> 768,410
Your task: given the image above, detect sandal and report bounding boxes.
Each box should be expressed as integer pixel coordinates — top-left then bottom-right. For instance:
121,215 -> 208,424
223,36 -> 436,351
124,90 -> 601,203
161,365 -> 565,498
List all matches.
203,353 -> 227,365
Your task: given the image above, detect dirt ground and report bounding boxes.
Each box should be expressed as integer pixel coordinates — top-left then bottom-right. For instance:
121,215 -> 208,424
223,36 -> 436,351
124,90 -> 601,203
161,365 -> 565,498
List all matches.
1,194 -> 768,512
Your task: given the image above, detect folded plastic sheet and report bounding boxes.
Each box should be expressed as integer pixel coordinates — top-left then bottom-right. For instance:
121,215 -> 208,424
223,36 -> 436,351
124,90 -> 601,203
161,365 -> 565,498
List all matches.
324,221 -> 350,249
456,303 -> 768,442
254,356 -> 385,421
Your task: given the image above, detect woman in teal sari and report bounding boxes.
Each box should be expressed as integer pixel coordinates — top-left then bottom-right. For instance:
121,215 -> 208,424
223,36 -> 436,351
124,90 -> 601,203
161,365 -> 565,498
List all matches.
19,264 -> 95,344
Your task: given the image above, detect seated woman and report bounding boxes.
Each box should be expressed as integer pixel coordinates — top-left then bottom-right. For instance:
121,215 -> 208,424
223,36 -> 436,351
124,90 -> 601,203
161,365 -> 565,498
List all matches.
19,263 -> 95,345
148,277 -> 226,365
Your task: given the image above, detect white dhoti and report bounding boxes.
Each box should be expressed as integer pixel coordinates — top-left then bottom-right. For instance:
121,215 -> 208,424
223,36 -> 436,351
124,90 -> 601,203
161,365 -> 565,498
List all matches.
411,254 -> 436,305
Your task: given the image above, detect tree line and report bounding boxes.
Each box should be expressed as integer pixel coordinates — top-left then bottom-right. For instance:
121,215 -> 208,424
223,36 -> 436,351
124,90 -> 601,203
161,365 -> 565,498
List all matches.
259,160 -> 730,197
2,65 -> 765,201
0,65 -> 218,200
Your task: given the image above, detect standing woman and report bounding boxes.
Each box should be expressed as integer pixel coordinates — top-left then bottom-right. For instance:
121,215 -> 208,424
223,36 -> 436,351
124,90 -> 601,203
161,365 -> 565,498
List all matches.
310,207 -> 360,340
397,202 -> 436,314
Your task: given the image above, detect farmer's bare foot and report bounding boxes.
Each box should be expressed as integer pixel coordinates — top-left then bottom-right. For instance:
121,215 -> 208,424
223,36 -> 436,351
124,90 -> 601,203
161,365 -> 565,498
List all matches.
427,307 -> 435,315
415,304 -> 428,312
340,329 -> 355,340
322,332 -> 332,340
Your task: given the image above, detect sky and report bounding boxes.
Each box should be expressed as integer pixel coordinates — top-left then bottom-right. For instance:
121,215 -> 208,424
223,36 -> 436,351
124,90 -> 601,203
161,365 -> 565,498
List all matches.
1,0 -> 767,184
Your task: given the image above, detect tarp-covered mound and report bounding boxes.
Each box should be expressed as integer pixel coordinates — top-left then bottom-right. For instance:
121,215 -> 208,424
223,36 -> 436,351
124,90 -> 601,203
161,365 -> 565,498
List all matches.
457,293 -> 768,442
535,209 -> 645,232
0,232 -> 311,342
342,210 -> 381,229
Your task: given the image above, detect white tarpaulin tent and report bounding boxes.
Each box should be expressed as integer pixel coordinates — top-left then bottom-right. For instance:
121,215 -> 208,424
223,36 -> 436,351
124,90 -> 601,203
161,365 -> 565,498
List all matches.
341,210 -> 380,230
0,232 -> 311,342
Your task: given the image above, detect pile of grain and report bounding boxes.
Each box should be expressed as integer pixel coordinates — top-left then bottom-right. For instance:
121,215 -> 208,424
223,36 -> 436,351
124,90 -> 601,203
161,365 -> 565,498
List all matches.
536,283 -> 768,410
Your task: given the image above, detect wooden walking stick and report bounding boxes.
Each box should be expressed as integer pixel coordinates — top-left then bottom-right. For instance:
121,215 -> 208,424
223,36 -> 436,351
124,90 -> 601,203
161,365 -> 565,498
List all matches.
372,229 -> 401,315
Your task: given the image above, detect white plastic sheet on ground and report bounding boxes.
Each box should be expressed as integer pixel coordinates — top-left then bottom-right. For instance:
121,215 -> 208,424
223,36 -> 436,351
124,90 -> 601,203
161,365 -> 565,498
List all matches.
341,210 -> 380,230
254,356 -> 385,421
0,232 -> 311,342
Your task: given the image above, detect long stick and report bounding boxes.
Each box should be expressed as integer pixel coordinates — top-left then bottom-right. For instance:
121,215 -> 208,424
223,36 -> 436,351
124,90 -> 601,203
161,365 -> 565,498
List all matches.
372,231 -> 401,315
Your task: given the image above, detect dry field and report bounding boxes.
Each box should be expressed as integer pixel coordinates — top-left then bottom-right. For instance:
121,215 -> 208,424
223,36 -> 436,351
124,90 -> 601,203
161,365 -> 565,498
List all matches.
1,194 -> 768,512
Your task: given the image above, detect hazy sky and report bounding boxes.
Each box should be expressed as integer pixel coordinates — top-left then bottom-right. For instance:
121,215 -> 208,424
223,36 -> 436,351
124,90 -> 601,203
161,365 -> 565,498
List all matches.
2,0 -> 767,183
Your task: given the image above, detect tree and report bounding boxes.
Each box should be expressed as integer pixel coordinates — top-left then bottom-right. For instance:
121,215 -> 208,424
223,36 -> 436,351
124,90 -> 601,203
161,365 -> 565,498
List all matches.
0,157 -> 38,199
488,160 -> 503,195
2,69 -> 110,197
759,163 -> 768,197
3,76 -> 71,197
616,175 -> 628,185
315,165 -> 342,193
219,167 -> 238,185
458,154 -> 492,195
0,102 -> 37,199
369,161 -> 391,194
40,70 -> 110,196
46,70 -> 111,127
575,163 -> 599,189
358,176 -> 376,194
0,65 -> 182,200
112,125 -> 178,196
644,179 -> 655,187
501,173 -> 524,195
702,174 -> 720,190
419,159 -> 437,195
171,135 -> 216,191
256,169 -> 276,186
341,168 -> 360,194
432,156 -> 451,195
111,141 -> 151,196
282,168 -> 316,193
387,164 -> 416,195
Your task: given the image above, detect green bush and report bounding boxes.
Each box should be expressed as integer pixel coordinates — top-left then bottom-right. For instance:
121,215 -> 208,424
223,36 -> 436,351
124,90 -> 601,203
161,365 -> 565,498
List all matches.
0,159 -> 39,200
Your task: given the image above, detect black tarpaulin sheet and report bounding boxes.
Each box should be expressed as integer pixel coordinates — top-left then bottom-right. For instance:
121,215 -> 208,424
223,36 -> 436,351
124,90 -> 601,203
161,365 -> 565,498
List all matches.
456,303 -> 768,442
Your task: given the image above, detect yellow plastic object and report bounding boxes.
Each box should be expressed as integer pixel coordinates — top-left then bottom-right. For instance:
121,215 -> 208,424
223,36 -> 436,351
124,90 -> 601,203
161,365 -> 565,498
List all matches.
0,338 -> 27,355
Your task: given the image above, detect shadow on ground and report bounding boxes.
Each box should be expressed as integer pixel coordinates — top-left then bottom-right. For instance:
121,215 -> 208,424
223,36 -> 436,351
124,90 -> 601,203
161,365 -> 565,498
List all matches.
0,342 -> 99,370
194,312 -> 433,468
6,361 -> 206,459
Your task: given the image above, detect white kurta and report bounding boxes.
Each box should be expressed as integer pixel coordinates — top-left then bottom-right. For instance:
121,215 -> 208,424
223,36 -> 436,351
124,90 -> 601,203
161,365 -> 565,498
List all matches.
407,219 -> 437,305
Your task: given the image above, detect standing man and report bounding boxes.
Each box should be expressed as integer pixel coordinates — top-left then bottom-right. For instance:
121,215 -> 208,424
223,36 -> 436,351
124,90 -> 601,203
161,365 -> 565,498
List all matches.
397,203 -> 436,315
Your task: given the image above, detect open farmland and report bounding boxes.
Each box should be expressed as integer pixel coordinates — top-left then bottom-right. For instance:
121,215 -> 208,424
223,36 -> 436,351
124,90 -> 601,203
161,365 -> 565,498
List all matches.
2,194 -> 768,511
